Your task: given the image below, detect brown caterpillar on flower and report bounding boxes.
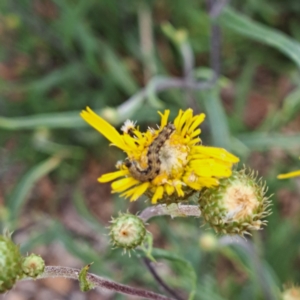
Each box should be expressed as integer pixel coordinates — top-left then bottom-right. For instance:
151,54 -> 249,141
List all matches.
125,123 -> 176,182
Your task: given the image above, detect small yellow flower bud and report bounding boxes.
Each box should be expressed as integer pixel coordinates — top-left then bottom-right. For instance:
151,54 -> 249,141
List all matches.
101,107 -> 118,124
22,254 -> 45,278
109,213 -> 146,251
199,169 -> 272,236
199,233 -> 218,252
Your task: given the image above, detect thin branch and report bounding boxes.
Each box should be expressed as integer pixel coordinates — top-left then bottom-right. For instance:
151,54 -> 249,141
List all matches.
138,1 -> 156,82
180,39 -> 197,110
24,266 -> 173,300
139,204 -> 201,223
209,0 -> 231,19
143,258 -> 185,300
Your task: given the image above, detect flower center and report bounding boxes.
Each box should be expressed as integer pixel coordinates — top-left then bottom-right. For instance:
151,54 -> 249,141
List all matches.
159,135 -> 189,178
223,182 -> 259,221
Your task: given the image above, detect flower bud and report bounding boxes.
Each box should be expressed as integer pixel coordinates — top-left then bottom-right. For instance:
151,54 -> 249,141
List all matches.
22,254 -> 45,278
0,234 -> 23,293
199,233 -> 218,252
199,169 -> 272,236
109,213 -> 146,251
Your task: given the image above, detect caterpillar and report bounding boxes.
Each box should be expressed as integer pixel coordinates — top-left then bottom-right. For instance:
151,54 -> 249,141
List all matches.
125,123 -> 176,182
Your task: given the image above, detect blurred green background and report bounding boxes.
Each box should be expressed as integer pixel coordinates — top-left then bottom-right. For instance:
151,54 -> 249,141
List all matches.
1,0 -> 300,299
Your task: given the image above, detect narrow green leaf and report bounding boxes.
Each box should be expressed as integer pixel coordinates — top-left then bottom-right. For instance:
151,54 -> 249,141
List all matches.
102,43 -> 139,95
53,222 -> 103,265
0,111 -> 86,130
201,89 -> 232,150
7,155 -> 63,222
25,63 -> 87,93
20,226 -> 57,253
236,133 -> 300,150
0,106 -> 131,131
234,58 -> 258,116
73,189 -> 105,233
259,86 -> 300,130
220,7 -> 300,68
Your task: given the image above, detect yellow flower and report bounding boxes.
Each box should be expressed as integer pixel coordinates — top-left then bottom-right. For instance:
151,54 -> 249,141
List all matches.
80,107 -> 239,204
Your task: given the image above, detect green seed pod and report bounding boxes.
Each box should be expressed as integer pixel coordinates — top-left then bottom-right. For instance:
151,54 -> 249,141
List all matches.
0,234 -> 23,293
199,169 -> 272,236
22,254 -> 45,278
109,213 -> 146,251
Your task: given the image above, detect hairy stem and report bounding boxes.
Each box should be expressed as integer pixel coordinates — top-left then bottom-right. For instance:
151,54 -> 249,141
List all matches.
143,258 -> 185,300
23,266 -> 173,300
139,204 -> 201,223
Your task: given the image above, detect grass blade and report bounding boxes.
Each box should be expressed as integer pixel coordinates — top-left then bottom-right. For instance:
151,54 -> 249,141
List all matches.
220,7 -> 300,68
236,133 -> 300,150
201,89 -> 232,150
7,155 -> 64,223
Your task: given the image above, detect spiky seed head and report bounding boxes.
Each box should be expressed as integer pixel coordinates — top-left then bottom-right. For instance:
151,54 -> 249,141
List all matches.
0,234 -> 23,293
109,213 -> 146,251
282,284 -> 300,300
22,254 -> 45,278
199,168 -> 272,236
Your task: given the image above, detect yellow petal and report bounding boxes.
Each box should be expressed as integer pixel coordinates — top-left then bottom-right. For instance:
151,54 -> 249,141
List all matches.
81,107 -> 128,150
174,182 -> 184,197
111,177 -> 139,192
190,129 -> 201,138
190,159 -> 233,177
193,146 -> 239,163
177,109 -> 193,133
180,112 -> 195,137
197,177 -> 219,186
151,186 -> 164,204
120,187 -> 136,198
173,109 -> 184,128
277,170 -> 300,179
158,110 -> 170,128
122,134 -> 139,150
185,180 -> 202,190
165,184 -> 175,196
129,182 -> 150,201
188,138 -> 201,145
98,170 -> 129,182
187,113 -> 205,134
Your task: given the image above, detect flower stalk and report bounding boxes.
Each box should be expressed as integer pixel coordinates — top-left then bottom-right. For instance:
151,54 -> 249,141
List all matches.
24,266 -> 173,300
139,204 -> 201,222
